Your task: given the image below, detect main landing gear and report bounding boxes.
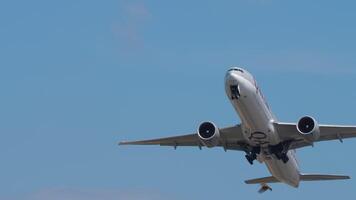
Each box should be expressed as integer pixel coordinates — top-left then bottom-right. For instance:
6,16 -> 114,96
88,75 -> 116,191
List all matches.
245,154 -> 256,165
244,141 -> 292,165
275,152 -> 289,163
244,147 -> 260,165
269,141 -> 292,164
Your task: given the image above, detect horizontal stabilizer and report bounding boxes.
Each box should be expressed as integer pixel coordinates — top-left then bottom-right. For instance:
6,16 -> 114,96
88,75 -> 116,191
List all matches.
245,174 -> 350,184
300,174 -> 350,181
245,176 -> 278,184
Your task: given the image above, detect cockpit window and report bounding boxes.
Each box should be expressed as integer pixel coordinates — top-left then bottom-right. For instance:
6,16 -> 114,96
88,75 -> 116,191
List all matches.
228,68 -> 244,73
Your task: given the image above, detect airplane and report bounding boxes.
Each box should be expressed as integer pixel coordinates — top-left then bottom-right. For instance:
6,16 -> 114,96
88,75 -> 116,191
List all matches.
119,67 -> 356,192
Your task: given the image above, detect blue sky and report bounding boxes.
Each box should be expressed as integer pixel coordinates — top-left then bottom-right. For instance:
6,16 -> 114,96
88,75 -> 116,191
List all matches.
1,0 -> 356,199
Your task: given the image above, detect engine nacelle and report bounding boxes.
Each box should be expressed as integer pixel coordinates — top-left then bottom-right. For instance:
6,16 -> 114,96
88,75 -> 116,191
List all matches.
197,121 -> 220,148
296,116 -> 320,142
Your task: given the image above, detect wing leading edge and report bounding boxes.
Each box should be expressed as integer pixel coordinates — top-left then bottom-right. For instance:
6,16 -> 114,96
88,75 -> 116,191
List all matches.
119,125 -> 248,151
120,122 -> 356,150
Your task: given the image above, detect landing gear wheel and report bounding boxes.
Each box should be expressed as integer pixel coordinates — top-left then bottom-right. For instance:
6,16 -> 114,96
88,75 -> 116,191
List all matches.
281,154 -> 289,163
245,153 -> 257,165
269,141 -> 292,164
273,152 -> 289,163
245,155 -> 254,165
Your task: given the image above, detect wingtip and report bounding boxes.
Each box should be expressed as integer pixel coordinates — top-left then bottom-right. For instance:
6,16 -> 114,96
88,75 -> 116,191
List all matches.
118,141 -> 137,145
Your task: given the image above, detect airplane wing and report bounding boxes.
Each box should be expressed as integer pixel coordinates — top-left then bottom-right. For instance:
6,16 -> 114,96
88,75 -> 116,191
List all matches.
275,122 -> 356,149
119,125 -> 248,151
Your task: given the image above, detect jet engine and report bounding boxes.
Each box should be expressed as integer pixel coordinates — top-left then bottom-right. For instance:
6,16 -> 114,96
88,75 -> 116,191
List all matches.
197,122 -> 221,148
296,116 -> 320,142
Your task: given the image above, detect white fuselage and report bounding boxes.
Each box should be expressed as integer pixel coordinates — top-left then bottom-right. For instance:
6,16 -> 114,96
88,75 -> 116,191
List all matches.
225,68 -> 300,187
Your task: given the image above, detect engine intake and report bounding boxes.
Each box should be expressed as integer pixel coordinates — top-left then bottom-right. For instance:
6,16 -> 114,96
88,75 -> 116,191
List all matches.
198,122 -> 220,148
297,116 -> 320,142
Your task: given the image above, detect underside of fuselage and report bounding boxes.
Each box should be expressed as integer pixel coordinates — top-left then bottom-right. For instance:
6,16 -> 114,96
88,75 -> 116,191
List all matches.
225,67 -> 301,187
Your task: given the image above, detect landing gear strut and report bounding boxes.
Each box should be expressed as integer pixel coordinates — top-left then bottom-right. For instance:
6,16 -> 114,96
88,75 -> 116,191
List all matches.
269,141 -> 292,164
244,147 -> 260,165
275,152 -> 289,163
245,154 -> 256,165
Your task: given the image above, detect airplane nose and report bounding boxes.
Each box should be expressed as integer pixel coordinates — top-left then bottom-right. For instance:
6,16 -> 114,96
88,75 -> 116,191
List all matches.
225,70 -> 234,81
225,70 -> 239,85
225,67 -> 247,85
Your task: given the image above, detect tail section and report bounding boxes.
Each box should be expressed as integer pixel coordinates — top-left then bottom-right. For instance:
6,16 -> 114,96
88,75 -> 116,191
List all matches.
299,174 -> 350,181
245,176 -> 278,184
245,174 -> 350,184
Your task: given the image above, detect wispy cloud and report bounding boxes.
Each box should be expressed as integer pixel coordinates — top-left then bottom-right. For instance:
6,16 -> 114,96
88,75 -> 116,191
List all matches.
113,1 -> 152,50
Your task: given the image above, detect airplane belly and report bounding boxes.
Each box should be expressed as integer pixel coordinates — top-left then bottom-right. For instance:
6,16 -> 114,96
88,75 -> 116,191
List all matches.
264,151 -> 300,187
231,93 -> 280,146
